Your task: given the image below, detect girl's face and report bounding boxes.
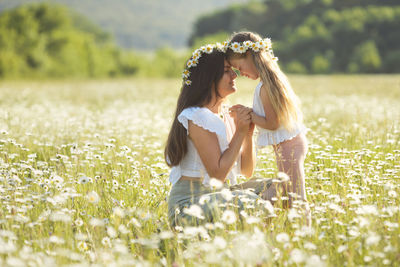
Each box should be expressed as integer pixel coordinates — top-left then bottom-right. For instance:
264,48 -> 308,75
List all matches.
229,52 -> 259,80
216,60 -> 238,98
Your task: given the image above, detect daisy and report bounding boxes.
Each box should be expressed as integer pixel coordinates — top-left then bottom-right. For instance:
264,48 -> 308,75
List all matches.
192,50 -> 201,59
183,204 -> 204,219
205,45 -> 213,54
182,69 -> 190,79
238,45 -> 246,53
243,41 -> 251,48
187,59 -> 194,68
230,42 -> 240,51
221,210 -> 236,224
86,191 -> 100,204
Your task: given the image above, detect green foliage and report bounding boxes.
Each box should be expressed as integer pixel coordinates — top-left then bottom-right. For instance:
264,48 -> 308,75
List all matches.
190,0 -> 400,73
191,31 -> 230,49
351,40 -> 381,73
140,47 -> 188,78
312,55 -> 331,74
382,50 -> 400,73
0,0 -> 250,50
285,60 -> 308,74
0,3 -> 139,79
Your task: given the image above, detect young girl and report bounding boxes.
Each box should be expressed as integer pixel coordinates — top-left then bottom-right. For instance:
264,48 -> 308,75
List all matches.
226,31 -> 308,209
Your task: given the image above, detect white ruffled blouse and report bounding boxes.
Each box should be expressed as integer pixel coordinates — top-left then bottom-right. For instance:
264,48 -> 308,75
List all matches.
169,107 -> 241,186
253,82 -> 306,146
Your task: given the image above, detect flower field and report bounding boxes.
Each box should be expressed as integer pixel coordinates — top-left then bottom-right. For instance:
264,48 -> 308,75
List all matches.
0,75 -> 399,266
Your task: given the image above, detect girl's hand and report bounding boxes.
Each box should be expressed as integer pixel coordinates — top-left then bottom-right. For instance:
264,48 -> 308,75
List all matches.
229,104 -> 252,115
229,105 -> 252,134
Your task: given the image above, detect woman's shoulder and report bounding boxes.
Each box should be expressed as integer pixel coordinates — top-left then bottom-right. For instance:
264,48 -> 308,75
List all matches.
178,107 -> 226,137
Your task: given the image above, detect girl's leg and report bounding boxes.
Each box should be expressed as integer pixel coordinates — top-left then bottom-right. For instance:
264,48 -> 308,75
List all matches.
273,133 -> 308,204
273,133 -> 311,225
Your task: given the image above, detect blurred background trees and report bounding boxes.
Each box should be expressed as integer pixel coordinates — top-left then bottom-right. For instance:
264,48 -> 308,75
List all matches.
191,0 -> 400,74
0,0 -> 399,79
0,3 -> 141,78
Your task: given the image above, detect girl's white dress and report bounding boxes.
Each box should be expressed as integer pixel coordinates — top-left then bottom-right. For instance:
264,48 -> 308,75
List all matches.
253,81 -> 306,147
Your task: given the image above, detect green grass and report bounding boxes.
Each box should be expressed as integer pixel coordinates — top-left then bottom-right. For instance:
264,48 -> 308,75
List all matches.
0,75 -> 399,266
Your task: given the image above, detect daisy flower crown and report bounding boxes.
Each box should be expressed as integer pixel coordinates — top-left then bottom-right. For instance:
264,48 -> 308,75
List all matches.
182,38 -> 277,86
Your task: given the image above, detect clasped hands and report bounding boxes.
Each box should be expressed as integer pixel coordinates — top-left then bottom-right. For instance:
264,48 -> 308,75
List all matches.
228,104 -> 255,134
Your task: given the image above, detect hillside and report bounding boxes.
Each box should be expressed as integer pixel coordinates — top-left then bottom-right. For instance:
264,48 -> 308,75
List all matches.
0,0 -> 249,50
190,0 -> 400,73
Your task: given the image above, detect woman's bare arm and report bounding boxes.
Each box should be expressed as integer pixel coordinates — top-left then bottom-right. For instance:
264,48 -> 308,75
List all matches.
189,121 -> 247,181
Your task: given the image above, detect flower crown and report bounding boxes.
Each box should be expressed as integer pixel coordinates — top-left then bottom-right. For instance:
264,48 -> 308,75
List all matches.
182,38 -> 277,86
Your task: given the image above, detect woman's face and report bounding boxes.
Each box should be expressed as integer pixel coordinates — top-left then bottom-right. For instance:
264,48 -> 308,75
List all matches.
229,52 -> 259,80
216,60 -> 238,98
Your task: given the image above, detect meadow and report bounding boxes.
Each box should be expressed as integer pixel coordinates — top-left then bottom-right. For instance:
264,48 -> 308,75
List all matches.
0,75 -> 399,266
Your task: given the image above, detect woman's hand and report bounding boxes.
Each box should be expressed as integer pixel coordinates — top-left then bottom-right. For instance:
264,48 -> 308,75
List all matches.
229,104 -> 252,134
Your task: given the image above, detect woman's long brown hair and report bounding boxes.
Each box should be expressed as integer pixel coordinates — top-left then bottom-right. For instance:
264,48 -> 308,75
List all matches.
164,50 -> 225,167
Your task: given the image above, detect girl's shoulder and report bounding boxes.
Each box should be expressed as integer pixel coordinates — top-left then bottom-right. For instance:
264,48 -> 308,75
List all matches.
254,81 -> 263,94
256,81 -> 263,89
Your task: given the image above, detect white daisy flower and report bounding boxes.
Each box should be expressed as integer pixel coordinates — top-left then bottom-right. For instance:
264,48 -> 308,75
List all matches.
182,69 -> 190,79
221,210 -> 236,224
185,80 -> 192,86
220,188 -> 233,201
215,42 -> 224,51
79,176 -> 89,184
276,232 -> 290,243
277,171 -> 290,182
209,178 -> 223,190
77,241 -> 88,252
230,42 -> 240,51
86,191 -> 100,204
290,248 -> 306,264
192,54 -> 200,61
205,44 -> 214,54
213,236 -> 227,249
243,41 -> 251,48
183,204 -> 204,219
187,59 -> 194,68
192,49 -> 201,58
113,207 -> 125,218
107,226 -> 117,238
238,45 -> 247,53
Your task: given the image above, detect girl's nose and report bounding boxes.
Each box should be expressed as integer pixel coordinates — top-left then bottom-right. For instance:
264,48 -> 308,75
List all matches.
230,69 -> 237,79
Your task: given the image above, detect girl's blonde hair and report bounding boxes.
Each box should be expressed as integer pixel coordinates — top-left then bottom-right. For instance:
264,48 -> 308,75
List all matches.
226,31 -> 302,131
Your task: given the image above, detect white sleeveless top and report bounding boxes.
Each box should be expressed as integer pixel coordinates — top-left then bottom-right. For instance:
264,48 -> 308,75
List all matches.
253,82 -> 306,146
169,107 -> 241,186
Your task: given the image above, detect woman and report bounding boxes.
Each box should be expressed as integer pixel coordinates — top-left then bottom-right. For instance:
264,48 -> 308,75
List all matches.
164,44 -> 281,228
